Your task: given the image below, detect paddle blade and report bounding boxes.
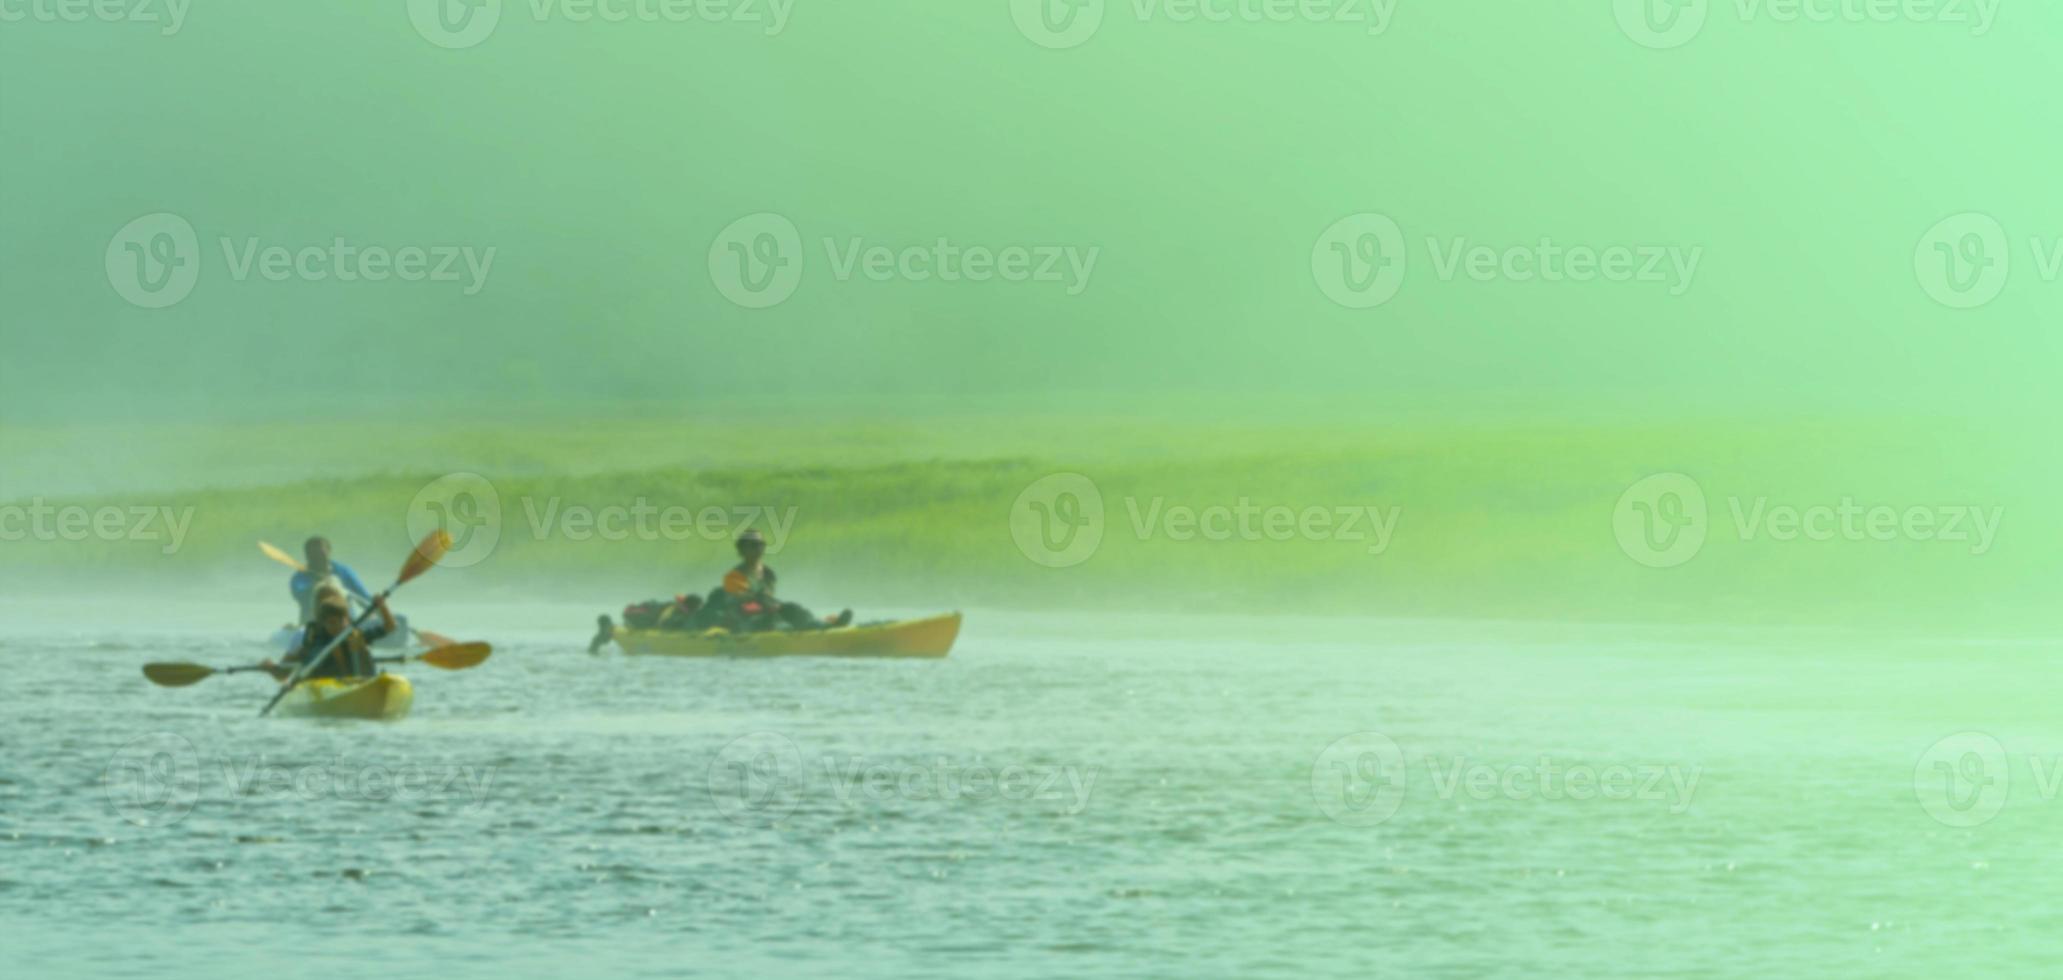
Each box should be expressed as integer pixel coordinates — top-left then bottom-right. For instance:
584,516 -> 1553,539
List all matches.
413,628 -> 457,649
396,530 -> 453,585
258,540 -> 305,572
143,662 -> 217,688
418,643 -> 491,671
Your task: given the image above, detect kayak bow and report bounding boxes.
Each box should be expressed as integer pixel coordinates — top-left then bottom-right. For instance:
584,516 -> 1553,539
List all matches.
270,675 -> 415,721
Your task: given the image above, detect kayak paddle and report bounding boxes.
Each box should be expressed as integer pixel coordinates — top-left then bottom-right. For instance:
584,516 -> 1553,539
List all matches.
142,662 -> 275,688
260,530 -> 452,718
257,539 -> 303,571
383,642 -> 492,671
142,643 -> 491,690
259,539 -> 459,648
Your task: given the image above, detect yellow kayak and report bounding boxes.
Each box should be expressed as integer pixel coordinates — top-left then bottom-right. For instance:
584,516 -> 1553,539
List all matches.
614,612 -> 962,659
272,674 -> 414,721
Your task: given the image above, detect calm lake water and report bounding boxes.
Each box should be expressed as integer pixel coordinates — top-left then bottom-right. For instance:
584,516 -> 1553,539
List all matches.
2,603 -> 2056,978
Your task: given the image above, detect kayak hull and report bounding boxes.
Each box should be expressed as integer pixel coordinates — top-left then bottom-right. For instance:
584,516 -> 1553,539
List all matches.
614,613 -> 961,659
273,674 -> 414,721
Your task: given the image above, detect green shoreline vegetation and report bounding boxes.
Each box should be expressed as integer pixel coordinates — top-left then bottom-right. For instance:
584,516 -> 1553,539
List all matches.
2,415 -> 2051,631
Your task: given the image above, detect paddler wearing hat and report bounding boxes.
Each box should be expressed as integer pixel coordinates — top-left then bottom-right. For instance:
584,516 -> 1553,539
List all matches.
263,592 -> 398,681
720,528 -> 853,631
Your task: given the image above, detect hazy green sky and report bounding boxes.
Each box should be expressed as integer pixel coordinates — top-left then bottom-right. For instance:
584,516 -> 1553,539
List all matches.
2,2 -> 2056,421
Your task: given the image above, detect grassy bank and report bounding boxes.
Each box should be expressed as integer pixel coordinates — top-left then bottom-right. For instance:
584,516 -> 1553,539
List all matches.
1,416 -> 2053,631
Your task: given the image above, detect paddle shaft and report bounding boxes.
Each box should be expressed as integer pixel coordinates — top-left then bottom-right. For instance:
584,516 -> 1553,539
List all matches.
260,589 -> 394,717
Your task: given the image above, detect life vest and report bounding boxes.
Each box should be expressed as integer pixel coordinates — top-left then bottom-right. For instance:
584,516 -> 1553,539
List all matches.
295,626 -> 373,678
723,563 -> 777,599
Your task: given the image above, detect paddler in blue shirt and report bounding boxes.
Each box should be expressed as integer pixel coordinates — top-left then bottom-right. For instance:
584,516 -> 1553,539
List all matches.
289,536 -> 374,625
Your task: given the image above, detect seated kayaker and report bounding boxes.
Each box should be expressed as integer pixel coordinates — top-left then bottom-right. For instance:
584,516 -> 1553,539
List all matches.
720,529 -> 852,632
266,594 -> 396,681
290,536 -> 375,625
